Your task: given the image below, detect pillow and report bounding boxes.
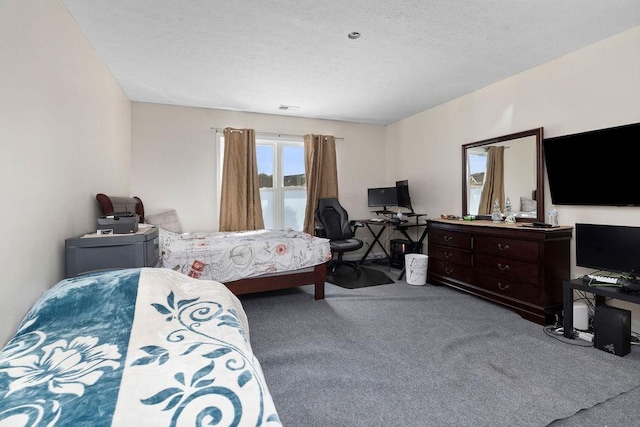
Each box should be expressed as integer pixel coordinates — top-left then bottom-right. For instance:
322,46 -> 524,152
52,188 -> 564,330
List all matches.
520,197 -> 537,213
145,209 -> 183,233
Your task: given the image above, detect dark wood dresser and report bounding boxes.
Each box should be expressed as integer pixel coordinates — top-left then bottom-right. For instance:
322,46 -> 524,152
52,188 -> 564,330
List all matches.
427,219 -> 572,325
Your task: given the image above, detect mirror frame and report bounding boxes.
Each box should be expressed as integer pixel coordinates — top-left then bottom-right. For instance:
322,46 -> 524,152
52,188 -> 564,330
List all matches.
462,127 -> 544,223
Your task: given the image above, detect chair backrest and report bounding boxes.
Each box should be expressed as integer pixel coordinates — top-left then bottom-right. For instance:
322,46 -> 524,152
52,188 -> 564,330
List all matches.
315,198 -> 353,240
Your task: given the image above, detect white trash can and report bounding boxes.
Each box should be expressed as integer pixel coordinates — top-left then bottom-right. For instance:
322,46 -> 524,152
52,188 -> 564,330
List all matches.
405,253 -> 428,286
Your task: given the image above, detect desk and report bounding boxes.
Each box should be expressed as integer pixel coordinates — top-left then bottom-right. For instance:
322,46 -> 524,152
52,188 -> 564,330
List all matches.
357,217 -> 428,279
563,279 -> 640,338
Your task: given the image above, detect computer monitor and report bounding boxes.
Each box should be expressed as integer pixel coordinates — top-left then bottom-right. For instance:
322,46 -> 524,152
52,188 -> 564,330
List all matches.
367,187 -> 397,212
576,223 -> 640,274
396,180 -> 413,212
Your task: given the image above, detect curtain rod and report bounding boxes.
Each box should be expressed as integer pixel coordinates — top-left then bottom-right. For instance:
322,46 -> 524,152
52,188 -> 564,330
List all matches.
211,127 -> 343,140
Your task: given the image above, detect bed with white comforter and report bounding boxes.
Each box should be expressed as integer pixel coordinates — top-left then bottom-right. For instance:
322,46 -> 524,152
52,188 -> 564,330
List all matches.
159,228 -> 331,283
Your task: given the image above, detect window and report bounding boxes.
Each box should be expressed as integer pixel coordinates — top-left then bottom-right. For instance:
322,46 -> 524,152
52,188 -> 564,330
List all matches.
257,137 -> 306,230
217,134 -> 306,231
467,151 -> 486,215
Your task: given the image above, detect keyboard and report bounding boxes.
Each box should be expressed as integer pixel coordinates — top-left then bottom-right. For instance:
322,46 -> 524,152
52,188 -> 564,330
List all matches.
586,274 -> 618,284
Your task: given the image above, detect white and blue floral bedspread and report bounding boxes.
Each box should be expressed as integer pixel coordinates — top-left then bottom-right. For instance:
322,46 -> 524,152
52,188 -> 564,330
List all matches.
0,268 -> 281,426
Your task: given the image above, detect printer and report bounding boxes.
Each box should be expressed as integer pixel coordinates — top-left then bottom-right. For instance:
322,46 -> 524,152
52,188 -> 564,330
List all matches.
97,212 -> 139,234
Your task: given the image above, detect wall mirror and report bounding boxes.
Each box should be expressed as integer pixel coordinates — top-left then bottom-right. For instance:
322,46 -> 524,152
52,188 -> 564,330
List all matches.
462,127 -> 544,223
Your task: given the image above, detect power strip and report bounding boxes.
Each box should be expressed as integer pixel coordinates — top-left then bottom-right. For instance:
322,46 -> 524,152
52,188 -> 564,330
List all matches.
577,332 -> 594,342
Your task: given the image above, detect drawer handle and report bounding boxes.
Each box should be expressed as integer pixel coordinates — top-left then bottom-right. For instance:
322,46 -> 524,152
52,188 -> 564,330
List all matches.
445,268 -> 454,275
497,263 -> 510,271
444,236 -> 453,242
497,243 -> 510,251
498,282 -> 509,291
444,251 -> 453,258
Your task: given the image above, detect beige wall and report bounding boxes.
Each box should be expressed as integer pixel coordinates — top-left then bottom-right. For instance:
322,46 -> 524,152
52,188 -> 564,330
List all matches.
387,25 -> 640,326
0,0 -> 131,345
388,25 -> 640,273
131,102 -> 387,232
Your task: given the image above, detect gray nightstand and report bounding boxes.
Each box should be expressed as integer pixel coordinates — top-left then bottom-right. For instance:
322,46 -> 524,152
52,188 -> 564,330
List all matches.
65,226 -> 160,277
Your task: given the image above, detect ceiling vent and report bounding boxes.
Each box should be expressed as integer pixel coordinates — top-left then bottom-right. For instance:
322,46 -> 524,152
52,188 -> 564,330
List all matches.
279,105 -> 300,111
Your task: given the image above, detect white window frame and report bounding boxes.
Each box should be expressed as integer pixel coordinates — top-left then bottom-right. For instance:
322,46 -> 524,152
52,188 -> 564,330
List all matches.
216,132 -> 305,230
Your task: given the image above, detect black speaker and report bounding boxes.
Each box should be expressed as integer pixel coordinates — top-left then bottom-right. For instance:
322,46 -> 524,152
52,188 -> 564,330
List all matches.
593,305 -> 631,357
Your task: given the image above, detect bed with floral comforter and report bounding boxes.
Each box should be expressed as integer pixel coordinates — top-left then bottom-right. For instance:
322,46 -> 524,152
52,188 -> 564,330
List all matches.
0,268 -> 281,426
159,228 -> 331,283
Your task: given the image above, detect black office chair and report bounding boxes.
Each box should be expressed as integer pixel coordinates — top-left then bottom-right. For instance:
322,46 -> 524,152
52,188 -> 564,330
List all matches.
314,198 -> 364,277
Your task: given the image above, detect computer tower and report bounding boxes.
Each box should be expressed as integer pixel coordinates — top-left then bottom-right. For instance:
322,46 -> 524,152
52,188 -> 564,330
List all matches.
593,305 -> 631,357
390,239 -> 422,269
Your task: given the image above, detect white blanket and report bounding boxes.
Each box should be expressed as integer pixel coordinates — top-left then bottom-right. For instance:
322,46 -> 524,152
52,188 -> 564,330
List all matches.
159,228 -> 332,282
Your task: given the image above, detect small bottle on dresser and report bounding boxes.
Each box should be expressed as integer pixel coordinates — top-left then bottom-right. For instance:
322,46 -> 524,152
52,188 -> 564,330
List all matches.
548,206 -> 558,226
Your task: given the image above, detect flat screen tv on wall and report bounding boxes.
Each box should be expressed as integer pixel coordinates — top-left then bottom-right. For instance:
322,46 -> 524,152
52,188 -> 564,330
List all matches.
543,121 -> 640,206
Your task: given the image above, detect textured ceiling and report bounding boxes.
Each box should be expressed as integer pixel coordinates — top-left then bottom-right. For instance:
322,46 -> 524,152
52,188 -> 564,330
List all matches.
62,1 -> 640,125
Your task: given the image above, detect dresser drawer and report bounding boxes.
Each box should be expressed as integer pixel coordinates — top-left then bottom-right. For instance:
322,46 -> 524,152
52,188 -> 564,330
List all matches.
474,253 -> 539,284
474,271 -> 539,304
430,259 -> 473,283
429,228 -> 472,250
429,245 -> 472,266
474,235 -> 539,260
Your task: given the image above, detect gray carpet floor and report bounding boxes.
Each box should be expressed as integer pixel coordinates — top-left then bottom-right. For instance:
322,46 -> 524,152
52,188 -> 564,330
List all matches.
239,268 -> 640,426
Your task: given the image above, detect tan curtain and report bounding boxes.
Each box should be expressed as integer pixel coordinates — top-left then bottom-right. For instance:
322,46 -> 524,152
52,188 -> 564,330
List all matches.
303,134 -> 338,234
219,127 -> 265,231
478,146 -> 505,215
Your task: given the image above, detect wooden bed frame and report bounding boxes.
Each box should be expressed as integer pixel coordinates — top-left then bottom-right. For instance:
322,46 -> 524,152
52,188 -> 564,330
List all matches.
224,263 -> 327,300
